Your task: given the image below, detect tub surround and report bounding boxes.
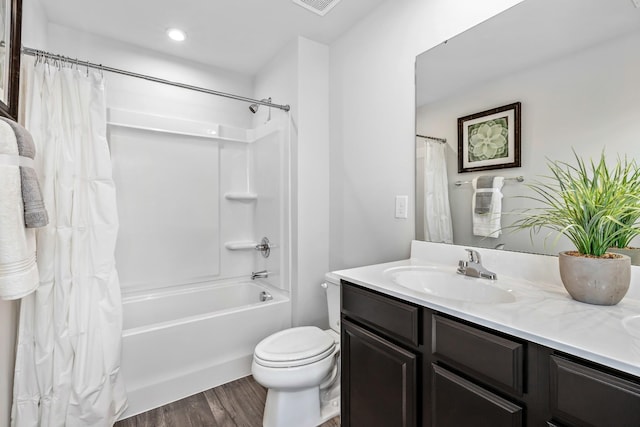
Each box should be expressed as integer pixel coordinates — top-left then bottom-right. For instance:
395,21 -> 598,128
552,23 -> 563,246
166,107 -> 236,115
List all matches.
334,240 -> 640,377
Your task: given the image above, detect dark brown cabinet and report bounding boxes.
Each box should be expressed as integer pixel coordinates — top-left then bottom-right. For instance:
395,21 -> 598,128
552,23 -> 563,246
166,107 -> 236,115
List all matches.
340,281 -> 421,427
341,319 -> 417,427
431,364 -> 523,427
432,315 -> 524,396
340,280 -> 640,427
549,355 -> 640,427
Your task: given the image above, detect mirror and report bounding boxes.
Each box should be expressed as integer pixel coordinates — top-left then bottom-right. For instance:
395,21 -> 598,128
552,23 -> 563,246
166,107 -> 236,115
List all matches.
415,0 -> 640,255
0,0 -> 21,120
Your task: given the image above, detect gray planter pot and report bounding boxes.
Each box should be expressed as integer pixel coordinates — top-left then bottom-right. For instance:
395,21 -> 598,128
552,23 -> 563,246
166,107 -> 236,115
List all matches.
558,251 -> 631,305
607,247 -> 640,266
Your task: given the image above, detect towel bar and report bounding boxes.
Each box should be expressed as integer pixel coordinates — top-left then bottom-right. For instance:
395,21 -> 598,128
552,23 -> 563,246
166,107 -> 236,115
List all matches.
455,176 -> 524,187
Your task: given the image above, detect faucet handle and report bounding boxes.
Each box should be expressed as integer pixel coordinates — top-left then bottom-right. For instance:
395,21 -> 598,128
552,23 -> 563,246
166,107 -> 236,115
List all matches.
457,260 -> 468,275
465,248 -> 481,263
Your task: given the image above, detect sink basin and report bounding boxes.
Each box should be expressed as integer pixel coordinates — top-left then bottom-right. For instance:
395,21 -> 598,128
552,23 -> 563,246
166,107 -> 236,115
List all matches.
384,266 -> 516,304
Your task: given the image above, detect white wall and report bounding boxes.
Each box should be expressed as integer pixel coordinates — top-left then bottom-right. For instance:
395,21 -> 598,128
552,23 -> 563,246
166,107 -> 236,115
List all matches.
21,0 -> 48,48
296,38 -> 330,327
45,24 -> 253,128
254,37 -> 330,327
418,28 -> 640,254
329,0 -> 523,270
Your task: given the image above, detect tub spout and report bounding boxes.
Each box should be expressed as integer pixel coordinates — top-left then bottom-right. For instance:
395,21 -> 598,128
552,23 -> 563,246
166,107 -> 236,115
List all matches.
252,270 -> 269,280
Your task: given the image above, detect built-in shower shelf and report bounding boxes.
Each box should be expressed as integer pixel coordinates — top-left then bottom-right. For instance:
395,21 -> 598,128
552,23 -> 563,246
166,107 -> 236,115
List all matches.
225,241 -> 258,251
224,192 -> 258,202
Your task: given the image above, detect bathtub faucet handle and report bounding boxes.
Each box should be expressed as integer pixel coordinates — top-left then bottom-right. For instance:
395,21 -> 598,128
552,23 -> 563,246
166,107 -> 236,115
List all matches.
251,270 -> 269,280
255,237 -> 271,258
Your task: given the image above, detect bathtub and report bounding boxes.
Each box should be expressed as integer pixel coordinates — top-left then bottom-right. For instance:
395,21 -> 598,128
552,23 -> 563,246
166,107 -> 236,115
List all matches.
118,280 -> 291,419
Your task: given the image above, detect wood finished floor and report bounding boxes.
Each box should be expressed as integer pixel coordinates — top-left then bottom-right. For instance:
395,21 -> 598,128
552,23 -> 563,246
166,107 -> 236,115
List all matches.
115,376 -> 340,427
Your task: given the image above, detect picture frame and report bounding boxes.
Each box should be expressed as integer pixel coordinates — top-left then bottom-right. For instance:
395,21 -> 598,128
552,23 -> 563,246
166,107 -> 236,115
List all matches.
457,102 -> 521,173
0,0 -> 22,120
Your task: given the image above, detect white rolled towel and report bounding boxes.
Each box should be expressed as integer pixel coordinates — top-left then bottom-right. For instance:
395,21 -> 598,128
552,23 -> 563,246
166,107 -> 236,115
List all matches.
0,120 -> 39,299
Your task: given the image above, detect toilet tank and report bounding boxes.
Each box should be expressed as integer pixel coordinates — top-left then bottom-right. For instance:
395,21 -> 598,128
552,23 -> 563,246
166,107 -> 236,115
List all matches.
323,272 -> 341,333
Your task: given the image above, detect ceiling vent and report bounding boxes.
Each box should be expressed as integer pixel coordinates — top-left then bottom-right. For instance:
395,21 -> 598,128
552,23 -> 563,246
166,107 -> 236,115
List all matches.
292,0 -> 342,16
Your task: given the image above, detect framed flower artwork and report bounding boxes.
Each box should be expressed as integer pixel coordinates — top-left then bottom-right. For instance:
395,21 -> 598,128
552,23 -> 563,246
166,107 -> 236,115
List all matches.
457,102 -> 521,173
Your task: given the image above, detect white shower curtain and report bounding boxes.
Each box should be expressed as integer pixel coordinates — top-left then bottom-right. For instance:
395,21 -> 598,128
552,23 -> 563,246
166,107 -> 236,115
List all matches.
11,56 -> 127,426
423,140 -> 453,243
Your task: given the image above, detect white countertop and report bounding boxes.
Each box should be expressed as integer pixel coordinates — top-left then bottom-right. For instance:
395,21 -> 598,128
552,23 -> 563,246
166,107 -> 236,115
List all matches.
333,241 -> 640,377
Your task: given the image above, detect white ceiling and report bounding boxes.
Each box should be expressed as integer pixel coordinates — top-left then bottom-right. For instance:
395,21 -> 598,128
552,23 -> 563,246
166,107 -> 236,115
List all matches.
39,0 -> 386,75
416,0 -> 640,106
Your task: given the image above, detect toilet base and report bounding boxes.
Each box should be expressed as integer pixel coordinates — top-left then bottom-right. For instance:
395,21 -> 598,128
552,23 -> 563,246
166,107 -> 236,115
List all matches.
261,384 -> 341,427
263,387 -> 321,427
319,393 -> 340,424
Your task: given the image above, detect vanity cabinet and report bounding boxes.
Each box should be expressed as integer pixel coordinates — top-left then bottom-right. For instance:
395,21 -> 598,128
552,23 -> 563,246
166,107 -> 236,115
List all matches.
341,280 -> 640,427
341,282 -> 420,427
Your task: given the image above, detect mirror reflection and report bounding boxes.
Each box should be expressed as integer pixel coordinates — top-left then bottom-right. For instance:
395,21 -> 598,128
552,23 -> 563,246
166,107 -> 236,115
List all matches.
0,0 -> 8,102
415,0 -> 640,255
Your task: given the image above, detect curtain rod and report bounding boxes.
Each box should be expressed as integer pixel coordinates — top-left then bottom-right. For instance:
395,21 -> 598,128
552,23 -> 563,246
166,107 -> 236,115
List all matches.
416,134 -> 447,143
21,46 -> 291,112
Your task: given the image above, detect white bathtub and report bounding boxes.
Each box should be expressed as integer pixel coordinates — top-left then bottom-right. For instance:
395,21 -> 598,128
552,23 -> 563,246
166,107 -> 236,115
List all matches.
118,280 -> 291,419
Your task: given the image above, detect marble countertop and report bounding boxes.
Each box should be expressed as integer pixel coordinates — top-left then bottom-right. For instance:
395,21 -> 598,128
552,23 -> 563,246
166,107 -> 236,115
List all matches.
333,241 -> 640,377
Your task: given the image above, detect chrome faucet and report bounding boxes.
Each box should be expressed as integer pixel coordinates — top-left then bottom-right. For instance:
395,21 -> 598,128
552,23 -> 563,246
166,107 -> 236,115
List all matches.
457,249 -> 497,280
251,270 -> 269,280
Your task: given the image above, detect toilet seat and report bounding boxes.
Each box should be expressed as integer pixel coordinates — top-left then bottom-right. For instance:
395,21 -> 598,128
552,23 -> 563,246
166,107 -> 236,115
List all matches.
254,326 -> 336,368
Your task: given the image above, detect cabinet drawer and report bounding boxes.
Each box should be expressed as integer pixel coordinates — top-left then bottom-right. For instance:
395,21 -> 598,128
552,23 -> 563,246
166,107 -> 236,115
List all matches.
550,355 -> 640,427
432,315 -> 524,395
342,281 -> 420,347
432,364 -> 523,427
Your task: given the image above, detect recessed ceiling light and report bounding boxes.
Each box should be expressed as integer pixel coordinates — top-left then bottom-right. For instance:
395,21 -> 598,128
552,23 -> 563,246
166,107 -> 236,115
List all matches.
166,28 -> 186,42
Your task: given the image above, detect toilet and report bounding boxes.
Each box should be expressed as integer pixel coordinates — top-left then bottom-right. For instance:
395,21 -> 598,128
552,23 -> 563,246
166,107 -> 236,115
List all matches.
252,273 -> 341,427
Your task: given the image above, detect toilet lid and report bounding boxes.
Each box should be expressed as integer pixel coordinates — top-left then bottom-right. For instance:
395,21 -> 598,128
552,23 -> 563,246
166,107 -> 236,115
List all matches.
254,326 -> 336,368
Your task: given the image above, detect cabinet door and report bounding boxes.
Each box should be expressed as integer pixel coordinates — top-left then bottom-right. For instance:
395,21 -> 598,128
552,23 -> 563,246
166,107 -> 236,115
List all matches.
550,355 -> 640,427
432,364 -> 523,427
342,318 -> 417,427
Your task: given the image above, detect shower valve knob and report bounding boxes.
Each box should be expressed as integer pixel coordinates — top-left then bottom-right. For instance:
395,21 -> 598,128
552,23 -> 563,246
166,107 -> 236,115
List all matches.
255,237 -> 271,258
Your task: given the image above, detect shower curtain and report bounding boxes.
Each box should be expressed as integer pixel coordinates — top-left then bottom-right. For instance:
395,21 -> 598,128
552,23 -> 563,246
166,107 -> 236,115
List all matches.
423,140 -> 453,243
11,56 -> 127,426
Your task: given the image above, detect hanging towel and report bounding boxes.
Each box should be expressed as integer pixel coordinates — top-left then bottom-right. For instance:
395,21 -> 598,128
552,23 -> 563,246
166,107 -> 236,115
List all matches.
474,175 -> 495,214
0,120 -> 40,300
0,117 -> 48,228
472,176 -> 504,238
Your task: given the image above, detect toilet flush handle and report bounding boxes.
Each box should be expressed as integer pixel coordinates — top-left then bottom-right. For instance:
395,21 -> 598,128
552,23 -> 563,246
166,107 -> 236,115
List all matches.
321,282 -> 328,289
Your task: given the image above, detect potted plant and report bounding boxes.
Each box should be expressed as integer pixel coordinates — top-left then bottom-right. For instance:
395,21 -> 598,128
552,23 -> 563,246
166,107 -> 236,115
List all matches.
606,170 -> 640,265
512,151 -> 640,305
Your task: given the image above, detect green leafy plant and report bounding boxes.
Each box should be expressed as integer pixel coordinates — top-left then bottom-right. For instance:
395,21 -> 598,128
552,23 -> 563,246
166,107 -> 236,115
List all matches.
512,151 -> 640,257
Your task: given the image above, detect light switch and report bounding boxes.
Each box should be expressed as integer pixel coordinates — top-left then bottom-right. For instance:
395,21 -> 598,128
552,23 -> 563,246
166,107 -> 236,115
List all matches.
395,195 -> 408,219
